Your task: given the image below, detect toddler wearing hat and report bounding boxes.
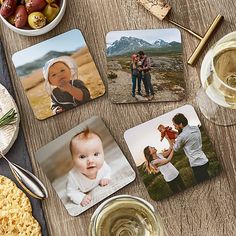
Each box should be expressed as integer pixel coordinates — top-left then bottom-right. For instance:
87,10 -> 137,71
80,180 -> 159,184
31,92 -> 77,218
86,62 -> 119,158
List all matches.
43,56 -> 91,114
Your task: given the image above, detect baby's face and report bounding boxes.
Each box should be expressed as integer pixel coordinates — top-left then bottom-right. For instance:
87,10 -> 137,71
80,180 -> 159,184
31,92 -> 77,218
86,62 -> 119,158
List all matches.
48,62 -> 71,86
158,126 -> 165,132
71,134 -> 104,179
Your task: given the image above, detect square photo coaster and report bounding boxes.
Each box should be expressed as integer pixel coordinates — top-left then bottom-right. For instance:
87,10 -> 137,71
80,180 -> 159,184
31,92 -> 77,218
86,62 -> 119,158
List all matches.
106,28 -> 185,103
12,29 -> 105,120
124,105 -> 221,201
35,116 -> 136,216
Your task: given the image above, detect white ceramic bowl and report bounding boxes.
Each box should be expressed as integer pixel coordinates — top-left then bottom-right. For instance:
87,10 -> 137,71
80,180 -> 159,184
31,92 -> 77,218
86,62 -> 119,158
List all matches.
0,0 -> 66,36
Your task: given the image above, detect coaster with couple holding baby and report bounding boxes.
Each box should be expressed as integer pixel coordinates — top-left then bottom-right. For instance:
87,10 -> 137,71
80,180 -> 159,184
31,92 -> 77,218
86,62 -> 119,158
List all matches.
124,105 -> 221,201
35,116 -> 136,216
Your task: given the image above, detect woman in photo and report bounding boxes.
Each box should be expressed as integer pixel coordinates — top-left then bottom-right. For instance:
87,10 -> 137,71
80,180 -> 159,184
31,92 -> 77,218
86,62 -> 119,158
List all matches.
143,146 -> 185,193
130,54 -> 142,97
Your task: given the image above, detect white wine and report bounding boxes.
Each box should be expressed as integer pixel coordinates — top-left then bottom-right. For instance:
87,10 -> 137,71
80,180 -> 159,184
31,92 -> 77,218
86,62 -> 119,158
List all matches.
198,32 -> 236,126
213,47 -> 236,88
89,195 -> 164,236
209,43 -> 236,105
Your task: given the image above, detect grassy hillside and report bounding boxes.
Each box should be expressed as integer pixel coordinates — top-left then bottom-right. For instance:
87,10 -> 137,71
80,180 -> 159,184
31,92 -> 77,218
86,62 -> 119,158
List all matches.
137,127 -> 221,201
107,52 -> 185,103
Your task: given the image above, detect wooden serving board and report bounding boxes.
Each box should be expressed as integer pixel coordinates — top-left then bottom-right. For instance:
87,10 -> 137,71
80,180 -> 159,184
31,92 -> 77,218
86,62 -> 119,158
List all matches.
0,41 -> 48,236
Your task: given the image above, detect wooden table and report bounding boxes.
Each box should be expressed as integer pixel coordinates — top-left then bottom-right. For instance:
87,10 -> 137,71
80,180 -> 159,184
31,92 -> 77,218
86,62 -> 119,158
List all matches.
1,0 -> 236,235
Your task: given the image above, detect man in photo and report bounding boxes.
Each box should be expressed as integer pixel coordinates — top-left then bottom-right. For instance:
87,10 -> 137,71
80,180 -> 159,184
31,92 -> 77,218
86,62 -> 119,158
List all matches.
172,113 -> 209,183
138,51 -> 154,99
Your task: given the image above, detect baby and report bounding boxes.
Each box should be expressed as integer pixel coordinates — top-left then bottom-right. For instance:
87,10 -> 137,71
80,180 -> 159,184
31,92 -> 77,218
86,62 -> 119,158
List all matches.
66,128 -> 111,207
157,124 -> 178,146
43,56 -> 91,114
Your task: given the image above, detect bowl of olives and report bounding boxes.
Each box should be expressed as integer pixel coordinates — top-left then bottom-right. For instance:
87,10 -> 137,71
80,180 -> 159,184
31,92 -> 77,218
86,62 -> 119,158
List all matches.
0,0 -> 66,36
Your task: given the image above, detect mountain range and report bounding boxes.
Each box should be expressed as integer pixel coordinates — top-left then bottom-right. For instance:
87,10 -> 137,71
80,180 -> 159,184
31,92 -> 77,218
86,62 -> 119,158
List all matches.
107,36 -> 181,56
16,50 -> 75,77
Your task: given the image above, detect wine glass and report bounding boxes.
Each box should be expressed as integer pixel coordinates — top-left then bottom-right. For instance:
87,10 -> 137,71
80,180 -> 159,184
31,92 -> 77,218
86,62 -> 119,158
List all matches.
89,195 -> 164,236
196,32 -> 236,126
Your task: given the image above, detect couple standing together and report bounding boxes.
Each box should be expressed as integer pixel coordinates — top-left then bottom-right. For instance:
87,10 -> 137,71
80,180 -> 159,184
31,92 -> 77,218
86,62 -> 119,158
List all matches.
144,113 -> 210,194
130,51 -> 154,98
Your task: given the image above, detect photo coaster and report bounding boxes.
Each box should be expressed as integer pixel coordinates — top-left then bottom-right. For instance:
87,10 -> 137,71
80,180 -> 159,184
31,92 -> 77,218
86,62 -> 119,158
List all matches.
12,29 -> 105,120
124,105 -> 221,201
106,28 -> 185,103
35,116 -> 136,216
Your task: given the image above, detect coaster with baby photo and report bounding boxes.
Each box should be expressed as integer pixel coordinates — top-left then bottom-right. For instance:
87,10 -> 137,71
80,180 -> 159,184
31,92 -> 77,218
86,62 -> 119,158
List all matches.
12,29 -> 105,120
124,105 -> 221,201
35,116 -> 136,216
106,28 -> 185,103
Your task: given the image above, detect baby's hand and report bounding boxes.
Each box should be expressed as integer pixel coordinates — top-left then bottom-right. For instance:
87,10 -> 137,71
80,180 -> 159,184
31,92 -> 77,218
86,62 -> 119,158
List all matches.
59,80 -> 72,91
55,106 -> 64,114
99,178 -> 110,186
80,194 -> 92,207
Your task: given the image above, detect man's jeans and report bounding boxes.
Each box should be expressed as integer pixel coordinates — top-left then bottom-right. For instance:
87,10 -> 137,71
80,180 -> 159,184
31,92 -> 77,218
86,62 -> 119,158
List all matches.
143,72 -> 154,95
192,162 -> 209,183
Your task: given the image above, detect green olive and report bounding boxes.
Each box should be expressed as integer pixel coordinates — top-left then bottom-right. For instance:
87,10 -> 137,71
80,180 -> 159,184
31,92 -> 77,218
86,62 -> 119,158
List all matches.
28,12 -> 46,29
42,3 -> 60,23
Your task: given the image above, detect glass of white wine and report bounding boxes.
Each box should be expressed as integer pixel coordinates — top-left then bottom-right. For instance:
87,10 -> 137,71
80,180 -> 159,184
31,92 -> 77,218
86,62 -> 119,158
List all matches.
197,31 -> 236,126
89,195 -> 164,236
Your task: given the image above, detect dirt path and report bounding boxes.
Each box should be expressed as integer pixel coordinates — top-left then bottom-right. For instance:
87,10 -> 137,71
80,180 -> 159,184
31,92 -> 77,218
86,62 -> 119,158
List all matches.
108,70 -> 185,103
108,71 -> 134,103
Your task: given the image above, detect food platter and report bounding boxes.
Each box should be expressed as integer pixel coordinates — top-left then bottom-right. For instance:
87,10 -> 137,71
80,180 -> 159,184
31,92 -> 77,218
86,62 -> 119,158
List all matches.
0,83 -> 20,155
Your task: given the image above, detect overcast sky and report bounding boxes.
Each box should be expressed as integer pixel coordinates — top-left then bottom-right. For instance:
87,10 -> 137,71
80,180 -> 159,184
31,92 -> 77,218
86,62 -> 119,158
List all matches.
12,29 -> 86,67
106,28 -> 181,46
124,105 -> 201,166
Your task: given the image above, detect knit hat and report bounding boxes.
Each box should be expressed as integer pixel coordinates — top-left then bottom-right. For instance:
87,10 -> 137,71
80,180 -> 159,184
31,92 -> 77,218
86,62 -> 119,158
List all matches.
43,56 -> 78,95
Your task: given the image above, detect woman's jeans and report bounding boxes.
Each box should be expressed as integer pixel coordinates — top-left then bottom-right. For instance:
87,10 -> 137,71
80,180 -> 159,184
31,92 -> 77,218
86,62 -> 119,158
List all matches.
143,72 -> 154,96
132,74 -> 141,96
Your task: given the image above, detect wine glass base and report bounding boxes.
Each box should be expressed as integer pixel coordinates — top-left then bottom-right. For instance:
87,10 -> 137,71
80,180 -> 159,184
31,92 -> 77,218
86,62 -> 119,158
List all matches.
196,88 -> 236,126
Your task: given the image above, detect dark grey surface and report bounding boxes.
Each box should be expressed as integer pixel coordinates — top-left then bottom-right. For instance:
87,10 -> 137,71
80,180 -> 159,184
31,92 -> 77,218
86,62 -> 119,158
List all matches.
0,41 -> 48,236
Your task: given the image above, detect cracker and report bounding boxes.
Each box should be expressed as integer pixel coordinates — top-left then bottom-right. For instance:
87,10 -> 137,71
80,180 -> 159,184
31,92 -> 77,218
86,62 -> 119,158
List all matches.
0,175 -> 32,213
0,175 -> 41,235
0,211 -> 41,236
